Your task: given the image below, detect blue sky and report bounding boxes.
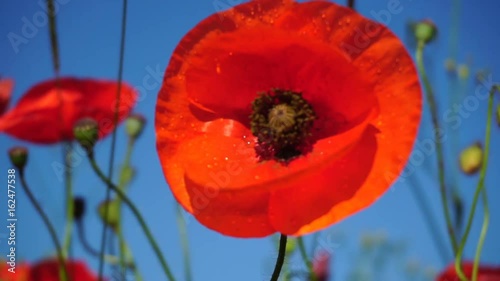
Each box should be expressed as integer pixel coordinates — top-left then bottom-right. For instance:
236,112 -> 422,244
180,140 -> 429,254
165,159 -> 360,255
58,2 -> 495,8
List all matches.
1,0 -> 499,280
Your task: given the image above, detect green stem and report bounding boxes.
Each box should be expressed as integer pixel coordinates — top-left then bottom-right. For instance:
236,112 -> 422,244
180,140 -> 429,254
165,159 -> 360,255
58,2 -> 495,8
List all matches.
76,221 -> 120,264
19,170 -> 69,281
455,87 -> 496,281
297,237 -> 317,281
116,227 -> 144,281
408,177 -> 450,264
87,152 -> 177,281
175,204 -> 193,281
472,189 -> 489,281
270,234 -> 288,281
63,142 -> 74,258
416,40 -> 459,255
116,138 -> 135,278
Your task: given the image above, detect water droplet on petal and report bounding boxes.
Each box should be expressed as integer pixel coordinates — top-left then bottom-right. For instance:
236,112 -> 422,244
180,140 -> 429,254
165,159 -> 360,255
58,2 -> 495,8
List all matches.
216,63 -> 221,74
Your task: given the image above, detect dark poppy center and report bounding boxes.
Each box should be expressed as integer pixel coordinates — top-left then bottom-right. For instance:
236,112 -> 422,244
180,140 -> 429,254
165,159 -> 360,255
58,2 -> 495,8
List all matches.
249,89 -> 317,163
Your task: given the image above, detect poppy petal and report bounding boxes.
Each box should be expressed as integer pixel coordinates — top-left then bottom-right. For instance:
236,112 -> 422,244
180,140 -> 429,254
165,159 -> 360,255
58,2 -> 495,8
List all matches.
268,6 -> 421,235
0,78 -> 14,115
437,262 -> 500,281
0,77 -> 137,144
182,18 -> 376,137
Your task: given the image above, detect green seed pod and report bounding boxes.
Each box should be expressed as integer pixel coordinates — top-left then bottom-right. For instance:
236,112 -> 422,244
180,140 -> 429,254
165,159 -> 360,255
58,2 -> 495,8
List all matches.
459,143 -> 483,175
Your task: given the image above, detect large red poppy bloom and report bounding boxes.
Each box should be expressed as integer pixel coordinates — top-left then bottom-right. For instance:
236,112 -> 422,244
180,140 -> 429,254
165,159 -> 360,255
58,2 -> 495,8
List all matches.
0,78 -> 14,115
437,262 -> 500,281
155,0 -> 421,237
28,259 -> 99,281
0,77 -> 137,144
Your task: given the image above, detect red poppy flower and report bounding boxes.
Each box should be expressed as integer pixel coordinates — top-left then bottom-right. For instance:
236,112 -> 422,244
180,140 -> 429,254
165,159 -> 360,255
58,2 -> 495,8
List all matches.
0,261 -> 30,281
155,0 -> 421,237
0,77 -> 137,144
28,259 -> 99,281
437,262 -> 500,281
0,78 -> 14,115
312,251 -> 331,281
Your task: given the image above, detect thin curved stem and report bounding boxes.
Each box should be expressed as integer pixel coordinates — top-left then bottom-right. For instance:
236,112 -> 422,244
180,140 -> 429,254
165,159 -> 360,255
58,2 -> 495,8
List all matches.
19,171 -> 69,281
99,0 -> 128,279
408,177 -> 450,264
416,40 -> 459,255
297,237 -> 317,281
88,153 -> 177,281
176,204 -> 193,281
116,138 -> 135,278
455,87 -> 496,281
76,221 -> 119,264
63,142 -> 74,258
472,189 -> 489,281
270,234 -> 288,281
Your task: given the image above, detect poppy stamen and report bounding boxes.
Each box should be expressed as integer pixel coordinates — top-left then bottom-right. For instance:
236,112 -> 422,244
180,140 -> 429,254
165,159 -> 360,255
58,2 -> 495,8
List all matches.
250,89 -> 316,163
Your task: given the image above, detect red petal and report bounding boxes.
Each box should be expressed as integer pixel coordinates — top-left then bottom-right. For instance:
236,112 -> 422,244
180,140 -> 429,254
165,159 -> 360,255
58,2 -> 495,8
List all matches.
29,259 -> 99,281
0,78 -> 14,115
0,77 -> 137,144
437,262 -> 500,281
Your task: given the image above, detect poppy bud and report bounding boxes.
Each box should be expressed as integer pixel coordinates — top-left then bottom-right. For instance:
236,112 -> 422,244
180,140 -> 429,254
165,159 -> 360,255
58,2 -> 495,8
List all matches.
73,118 -> 99,153
98,200 -> 120,231
414,20 -> 437,44
459,142 -> 483,175
73,196 -> 86,221
8,147 -> 28,171
457,64 -> 469,80
125,113 -> 146,139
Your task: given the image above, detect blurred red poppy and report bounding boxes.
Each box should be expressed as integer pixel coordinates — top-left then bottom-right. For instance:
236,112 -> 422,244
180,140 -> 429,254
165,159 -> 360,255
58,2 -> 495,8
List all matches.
312,251 -> 331,281
0,78 -> 14,115
28,259 -> 99,281
0,261 -> 29,281
156,0 -> 421,237
0,77 -> 137,144
437,262 -> 500,281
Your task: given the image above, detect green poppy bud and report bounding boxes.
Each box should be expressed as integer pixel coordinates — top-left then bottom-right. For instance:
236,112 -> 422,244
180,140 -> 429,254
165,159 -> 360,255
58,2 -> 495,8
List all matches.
459,143 -> 483,175
98,200 -> 120,231
457,64 -> 469,80
8,147 -> 28,171
125,113 -> 146,139
73,118 -> 99,152
414,20 -> 437,44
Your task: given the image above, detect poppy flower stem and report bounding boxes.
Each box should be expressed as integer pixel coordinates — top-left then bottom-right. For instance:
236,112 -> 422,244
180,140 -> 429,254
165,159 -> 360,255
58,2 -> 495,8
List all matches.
270,234 -> 288,281
176,204 -> 193,281
19,170 -> 69,281
63,142 -> 74,258
115,138 -> 135,279
415,40 -> 459,256
297,237 -> 317,281
100,0 -> 128,279
455,86 -> 497,281
76,220 -> 120,265
87,152 -> 177,281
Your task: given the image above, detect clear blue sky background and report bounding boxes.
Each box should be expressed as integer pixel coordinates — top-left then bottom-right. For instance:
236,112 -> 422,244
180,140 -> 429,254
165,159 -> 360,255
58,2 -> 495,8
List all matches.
1,0 -> 499,280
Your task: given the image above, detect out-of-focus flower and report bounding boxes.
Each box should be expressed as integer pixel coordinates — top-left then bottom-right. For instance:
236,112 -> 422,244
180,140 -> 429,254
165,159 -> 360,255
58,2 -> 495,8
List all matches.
436,262 -> 500,281
312,251 -> 331,281
414,19 -> 437,43
28,259 -> 100,281
0,77 -> 136,144
457,64 -> 470,80
459,142 -> 483,175
0,78 -> 14,115
0,261 -> 30,281
156,0 -> 421,237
